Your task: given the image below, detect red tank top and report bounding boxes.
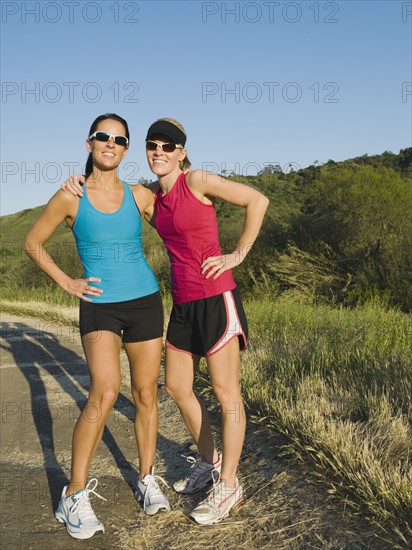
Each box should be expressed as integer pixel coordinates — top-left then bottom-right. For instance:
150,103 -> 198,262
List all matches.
155,172 -> 236,304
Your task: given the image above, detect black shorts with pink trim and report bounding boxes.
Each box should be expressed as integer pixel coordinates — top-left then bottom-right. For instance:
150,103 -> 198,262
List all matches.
166,287 -> 248,357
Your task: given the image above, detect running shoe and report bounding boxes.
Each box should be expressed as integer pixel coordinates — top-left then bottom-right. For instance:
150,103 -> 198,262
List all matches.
55,478 -> 106,540
189,476 -> 244,525
135,469 -> 170,516
173,454 -> 222,494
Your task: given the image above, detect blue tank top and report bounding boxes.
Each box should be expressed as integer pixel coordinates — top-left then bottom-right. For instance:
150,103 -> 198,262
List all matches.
72,182 -> 159,303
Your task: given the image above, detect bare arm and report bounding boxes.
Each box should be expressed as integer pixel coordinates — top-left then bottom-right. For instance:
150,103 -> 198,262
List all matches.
186,170 -> 269,279
24,191 -> 102,302
130,183 -> 156,223
144,181 -> 159,228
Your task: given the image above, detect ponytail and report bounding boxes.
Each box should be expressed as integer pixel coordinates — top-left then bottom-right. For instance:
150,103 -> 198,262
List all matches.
84,153 -> 93,179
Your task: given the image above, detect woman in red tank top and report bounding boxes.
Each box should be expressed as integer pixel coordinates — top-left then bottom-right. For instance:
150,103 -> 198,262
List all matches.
145,118 -> 269,525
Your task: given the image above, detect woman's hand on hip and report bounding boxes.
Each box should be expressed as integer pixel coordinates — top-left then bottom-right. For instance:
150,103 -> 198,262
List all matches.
201,252 -> 243,280
63,277 -> 102,302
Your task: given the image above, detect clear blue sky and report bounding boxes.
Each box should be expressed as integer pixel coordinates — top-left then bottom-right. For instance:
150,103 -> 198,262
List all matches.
1,0 -> 411,215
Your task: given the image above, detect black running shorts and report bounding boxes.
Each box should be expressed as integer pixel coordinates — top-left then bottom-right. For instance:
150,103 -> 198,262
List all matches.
79,291 -> 164,343
166,287 -> 248,357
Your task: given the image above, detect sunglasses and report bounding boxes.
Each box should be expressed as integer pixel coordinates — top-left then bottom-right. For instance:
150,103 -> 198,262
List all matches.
89,132 -> 129,147
145,140 -> 183,153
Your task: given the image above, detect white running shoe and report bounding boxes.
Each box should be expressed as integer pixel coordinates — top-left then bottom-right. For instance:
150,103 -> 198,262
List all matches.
173,454 -> 222,494
135,469 -> 171,516
55,478 -> 106,540
189,476 -> 244,525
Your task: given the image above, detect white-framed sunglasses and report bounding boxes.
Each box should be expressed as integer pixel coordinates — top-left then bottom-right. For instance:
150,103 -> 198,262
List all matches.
145,140 -> 183,153
89,131 -> 128,147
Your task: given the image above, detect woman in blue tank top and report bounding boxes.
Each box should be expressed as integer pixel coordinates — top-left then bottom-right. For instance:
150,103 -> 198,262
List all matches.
24,114 -> 170,540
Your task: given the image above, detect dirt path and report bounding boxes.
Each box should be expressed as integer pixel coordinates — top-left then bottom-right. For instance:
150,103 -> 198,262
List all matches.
0,314 -> 388,549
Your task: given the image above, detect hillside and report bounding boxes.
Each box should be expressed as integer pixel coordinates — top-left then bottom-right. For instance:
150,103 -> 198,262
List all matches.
1,147 -> 411,309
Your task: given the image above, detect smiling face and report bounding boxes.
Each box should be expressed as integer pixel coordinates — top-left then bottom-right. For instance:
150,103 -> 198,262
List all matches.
86,118 -> 128,173
145,133 -> 186,179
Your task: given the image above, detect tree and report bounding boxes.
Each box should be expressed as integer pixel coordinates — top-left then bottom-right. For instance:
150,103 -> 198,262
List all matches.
258,164 -> 282,175
295,164 -> 412,308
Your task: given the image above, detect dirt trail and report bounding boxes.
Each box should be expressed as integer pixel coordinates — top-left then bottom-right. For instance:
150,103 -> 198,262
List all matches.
0,314 -> 388,549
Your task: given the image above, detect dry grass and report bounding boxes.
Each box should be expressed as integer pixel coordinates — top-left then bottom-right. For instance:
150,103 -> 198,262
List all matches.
1,297 -> 411,548
108,412 -> 392,550
234,298 -> 412,548
0,300 -> 78,326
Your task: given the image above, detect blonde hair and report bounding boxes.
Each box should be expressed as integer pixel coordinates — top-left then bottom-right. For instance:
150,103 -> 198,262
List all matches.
157,117 -> 191,171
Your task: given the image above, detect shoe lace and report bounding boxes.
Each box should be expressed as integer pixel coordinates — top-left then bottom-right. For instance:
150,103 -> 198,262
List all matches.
204,474 -> 232,507
143,473 -> 169,507
70,478 -> 106,520
183,455 -> 211,479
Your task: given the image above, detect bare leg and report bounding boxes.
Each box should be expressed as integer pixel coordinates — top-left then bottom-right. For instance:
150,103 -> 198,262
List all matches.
164,348 -> 218,464
206,337 -> 245,487
125,337 -> 162,477
67,331 -> 121,495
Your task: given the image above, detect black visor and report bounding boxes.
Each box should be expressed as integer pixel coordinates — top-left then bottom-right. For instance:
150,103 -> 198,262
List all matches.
145,120 -> 186,146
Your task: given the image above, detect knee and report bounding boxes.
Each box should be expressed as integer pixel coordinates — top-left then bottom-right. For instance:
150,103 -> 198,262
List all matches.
212,385 -> 242,409
164,381 -> 189,403
83,388 -> 118,422
214,389 -> 245,423
95,387 -> 119,411
164,382 -> 177,400
132,384 -> 157,409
